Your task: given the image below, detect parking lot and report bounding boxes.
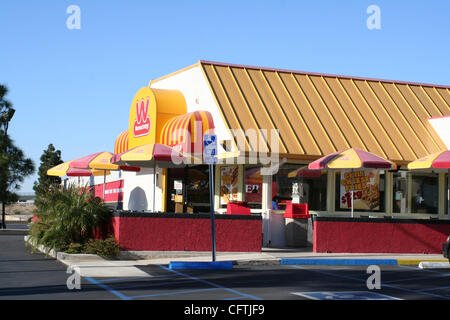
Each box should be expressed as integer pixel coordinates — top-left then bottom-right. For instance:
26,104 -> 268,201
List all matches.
1,234 -> 449,302
84,263 -> 450,301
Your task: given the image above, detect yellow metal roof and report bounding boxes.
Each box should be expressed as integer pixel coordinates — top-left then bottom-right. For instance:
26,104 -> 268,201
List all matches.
198,61 -> 450,164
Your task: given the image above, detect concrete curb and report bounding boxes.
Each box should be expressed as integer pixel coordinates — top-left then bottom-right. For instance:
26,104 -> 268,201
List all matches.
397,259 -> 449,266
23,236 -> 150,278
233,259 -> 281,266
24,235 -> 102,266
279,258 -> 449,266
24,235 -> 58,259
418,261 -> 450,269
280,258 -> 398,266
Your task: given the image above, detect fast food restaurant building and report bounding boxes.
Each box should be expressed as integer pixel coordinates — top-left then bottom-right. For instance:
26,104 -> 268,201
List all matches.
69,60 -> 450,254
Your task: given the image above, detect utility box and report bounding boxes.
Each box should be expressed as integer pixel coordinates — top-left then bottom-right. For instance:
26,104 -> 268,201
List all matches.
284,203 -> 311,247
284,203 -> 310,219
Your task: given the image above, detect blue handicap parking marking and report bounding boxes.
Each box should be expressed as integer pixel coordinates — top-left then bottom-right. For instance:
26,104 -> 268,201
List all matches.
293,291 -> 401,300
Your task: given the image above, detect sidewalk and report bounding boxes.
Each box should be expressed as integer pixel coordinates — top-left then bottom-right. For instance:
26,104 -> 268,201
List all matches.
61,246 -> 449,273
24,234 -> 449,275
121,247 -> 448,267
3,214 -> 32,223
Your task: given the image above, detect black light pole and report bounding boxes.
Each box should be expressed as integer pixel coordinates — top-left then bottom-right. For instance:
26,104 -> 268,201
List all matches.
1,108 -> 15,229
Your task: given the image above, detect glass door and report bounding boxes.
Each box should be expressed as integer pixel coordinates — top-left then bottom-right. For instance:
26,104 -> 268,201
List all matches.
166,166 -> 211,213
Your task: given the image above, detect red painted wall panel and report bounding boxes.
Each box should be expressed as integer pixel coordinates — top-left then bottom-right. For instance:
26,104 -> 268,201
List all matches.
314,219 -> 450,254
112,216 -> 262,252
93,180 -> 124,203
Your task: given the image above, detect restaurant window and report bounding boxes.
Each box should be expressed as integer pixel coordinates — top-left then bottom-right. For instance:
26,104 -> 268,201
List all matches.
272,164 -> 327,211
335,169 -> 385,213
393,171 -> 408,213
219,165 -> 239,209
392,171 -> 439,214
166,166 -> 211,213
411,172 -> 438,214
185,165 -> 211,213
244,165 -> 262,209
446,173 -> 449,215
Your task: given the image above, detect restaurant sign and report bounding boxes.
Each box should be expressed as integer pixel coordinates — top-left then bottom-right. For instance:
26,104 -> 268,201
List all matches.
340,169 -> 380,210
127,87 -> 187,150
133,97 -> 151,138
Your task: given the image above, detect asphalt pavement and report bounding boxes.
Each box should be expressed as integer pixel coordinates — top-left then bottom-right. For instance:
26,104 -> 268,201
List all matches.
1,233 -> 449,303
0,234 -> 113,300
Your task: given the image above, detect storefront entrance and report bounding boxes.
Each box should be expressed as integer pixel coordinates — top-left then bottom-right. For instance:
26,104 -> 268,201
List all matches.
166,165 -> 211,213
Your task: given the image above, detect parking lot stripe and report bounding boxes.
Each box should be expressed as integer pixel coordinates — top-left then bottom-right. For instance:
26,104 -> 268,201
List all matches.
292,291 -> 401,300
97,276 -> 154,283
112,279 -> 197,290
157,264 -> 263,300
85,277 -> 131,300
291,265 -> 450,300
421,285 -> 450,292
129,287 -> 221,299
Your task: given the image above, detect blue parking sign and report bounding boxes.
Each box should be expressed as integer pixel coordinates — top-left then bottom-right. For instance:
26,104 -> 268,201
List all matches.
203,134 -> 218,164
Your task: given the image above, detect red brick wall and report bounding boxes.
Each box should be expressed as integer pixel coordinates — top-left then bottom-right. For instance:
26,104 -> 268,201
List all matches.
111,213 -> 262,252
314,217 -> 450,254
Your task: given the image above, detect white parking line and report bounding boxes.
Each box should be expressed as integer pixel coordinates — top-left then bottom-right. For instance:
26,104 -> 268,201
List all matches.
419,261 -> 450,269
292,291 -> 401,300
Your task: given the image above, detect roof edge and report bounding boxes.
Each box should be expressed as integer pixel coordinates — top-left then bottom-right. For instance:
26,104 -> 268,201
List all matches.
199,60 -> 450,89
149,61 -> 202,86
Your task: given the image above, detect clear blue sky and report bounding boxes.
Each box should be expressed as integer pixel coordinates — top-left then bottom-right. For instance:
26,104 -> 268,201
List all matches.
1,0 -> 449,193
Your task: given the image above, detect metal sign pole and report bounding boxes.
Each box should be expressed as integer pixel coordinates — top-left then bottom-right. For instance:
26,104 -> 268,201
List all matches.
209,164 -> 216,262
204,133 -> 217,262
351,169 -> 354,218
153,162 -> 156,212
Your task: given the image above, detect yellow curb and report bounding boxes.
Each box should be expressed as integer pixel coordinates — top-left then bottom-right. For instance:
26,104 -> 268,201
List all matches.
397,259 -> 448,265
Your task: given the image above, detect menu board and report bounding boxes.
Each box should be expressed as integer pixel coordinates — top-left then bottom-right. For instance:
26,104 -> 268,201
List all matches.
220,166 -> 239,205
340,169 -> 380,210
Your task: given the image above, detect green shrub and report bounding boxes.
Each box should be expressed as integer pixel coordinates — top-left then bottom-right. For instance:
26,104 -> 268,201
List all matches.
83,237 -> 120,258
65,242 -> 85,254
28,184 -> 113,252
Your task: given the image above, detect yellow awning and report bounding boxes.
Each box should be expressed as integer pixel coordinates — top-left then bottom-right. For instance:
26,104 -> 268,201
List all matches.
47,161 -> 73,176
88,152 -> 120,170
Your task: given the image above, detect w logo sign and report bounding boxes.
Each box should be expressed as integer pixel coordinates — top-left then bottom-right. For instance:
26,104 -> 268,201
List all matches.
133,97 -> 151,137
